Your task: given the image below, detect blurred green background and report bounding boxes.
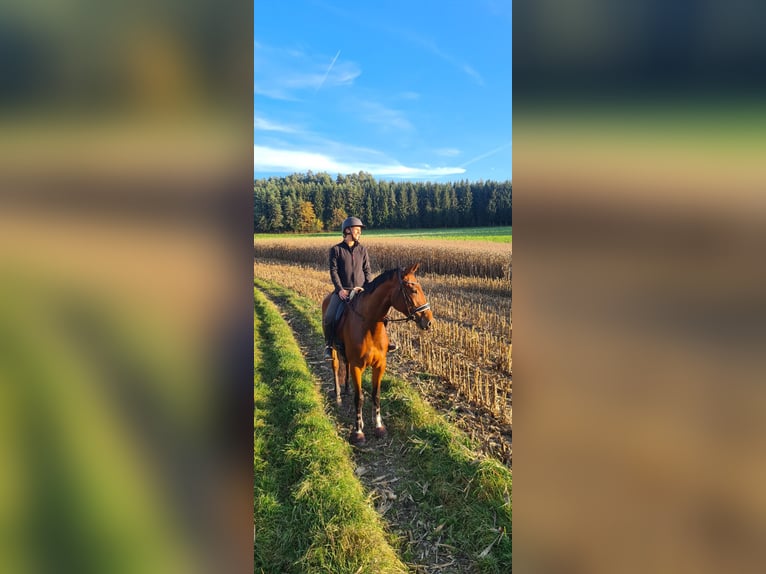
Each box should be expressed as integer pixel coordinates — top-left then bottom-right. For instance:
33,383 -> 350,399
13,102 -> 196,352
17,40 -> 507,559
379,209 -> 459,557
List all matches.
1,1 -> 252,572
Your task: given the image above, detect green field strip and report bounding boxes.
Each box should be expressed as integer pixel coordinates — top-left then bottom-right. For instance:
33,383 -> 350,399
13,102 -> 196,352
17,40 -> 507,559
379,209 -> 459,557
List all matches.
255,225 -> 512,242
254,278 -> 512,573
253,288 -> 408,574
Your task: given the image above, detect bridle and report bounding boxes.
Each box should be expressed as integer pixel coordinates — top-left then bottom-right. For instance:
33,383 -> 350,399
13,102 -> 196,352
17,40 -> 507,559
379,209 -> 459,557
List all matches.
387,268 -> 431,323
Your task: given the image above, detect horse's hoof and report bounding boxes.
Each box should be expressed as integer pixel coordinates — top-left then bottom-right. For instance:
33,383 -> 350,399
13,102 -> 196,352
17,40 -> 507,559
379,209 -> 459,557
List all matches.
374,426 -> 387,439
350,431 -> 366,445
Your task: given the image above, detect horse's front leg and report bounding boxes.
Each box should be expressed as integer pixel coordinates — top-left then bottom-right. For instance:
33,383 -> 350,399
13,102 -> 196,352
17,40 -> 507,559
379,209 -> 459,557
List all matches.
371,362 -> 387,439
349,366 -> 366,445
331,350 -> 342,405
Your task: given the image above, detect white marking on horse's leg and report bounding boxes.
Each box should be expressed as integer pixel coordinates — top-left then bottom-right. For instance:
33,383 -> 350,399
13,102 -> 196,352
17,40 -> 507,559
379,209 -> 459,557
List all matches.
356,387 -> 364,432
373,402 -> 386,438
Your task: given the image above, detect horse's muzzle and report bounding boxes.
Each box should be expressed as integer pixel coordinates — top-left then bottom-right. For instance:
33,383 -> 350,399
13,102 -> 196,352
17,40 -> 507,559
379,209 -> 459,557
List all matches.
417,315 -> 433,330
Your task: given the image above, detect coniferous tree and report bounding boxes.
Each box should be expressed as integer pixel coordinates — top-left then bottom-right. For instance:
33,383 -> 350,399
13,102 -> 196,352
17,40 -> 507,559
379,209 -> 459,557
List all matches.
460,187 -> 473,226
363,193 -> 374,228
281,194 -> 295,231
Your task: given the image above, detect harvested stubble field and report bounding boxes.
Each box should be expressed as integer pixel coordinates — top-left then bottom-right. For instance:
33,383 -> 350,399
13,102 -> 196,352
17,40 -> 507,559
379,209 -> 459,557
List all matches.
254,236 -> 511,282
254,234 -> 512,465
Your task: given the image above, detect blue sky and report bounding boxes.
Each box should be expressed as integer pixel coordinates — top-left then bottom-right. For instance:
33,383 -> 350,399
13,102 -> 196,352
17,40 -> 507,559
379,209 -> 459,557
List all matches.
254,1 -> 512,182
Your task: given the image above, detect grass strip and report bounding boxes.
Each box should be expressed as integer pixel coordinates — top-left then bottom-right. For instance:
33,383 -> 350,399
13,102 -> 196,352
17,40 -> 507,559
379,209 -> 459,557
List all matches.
253,287 -> 407,574
255,226 -> 512,242
254,278 -> 512,573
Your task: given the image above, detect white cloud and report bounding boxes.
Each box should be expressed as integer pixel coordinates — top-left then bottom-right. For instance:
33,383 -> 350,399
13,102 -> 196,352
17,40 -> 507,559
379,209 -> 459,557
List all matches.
254,145 -> 465,178
461,64 -> 484,85
254,116 -> 299,133
434,147 -> 461,157
357,100 -> 413,131
254,42 -> 361,100
398,30 -> 485,86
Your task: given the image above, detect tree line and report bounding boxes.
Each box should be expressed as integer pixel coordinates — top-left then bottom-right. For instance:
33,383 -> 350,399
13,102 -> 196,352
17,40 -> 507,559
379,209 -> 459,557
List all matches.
254,171 -> 512,233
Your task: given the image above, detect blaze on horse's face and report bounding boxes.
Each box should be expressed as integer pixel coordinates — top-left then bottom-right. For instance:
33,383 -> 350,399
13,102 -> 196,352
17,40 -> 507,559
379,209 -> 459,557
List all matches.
401,263 -> 434,331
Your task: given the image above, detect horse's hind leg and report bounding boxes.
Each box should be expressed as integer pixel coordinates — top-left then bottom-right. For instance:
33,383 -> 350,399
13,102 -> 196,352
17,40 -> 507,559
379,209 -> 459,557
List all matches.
349,366 -> 365,445
371,363 -> 387,439
343,360 -> 351,397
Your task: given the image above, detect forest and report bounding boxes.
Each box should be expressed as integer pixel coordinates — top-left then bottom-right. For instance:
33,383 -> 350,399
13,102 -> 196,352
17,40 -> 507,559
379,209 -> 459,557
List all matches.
254,171 -> 512,232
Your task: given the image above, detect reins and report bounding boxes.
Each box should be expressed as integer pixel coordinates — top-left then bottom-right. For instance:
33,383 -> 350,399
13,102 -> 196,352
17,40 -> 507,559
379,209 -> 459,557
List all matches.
346,295 -> 366,319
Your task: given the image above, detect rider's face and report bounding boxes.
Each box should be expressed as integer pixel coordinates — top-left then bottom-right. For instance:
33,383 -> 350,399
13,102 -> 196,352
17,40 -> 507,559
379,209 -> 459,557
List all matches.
348,226 -> 362,240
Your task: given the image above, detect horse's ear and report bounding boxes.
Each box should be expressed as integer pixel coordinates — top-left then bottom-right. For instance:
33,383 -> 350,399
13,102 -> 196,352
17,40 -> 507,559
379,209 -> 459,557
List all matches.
404,262 -> 420,275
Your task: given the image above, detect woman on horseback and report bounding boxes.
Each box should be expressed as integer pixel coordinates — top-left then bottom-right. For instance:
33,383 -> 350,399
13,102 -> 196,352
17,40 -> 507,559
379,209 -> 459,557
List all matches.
322,216 -> 396,359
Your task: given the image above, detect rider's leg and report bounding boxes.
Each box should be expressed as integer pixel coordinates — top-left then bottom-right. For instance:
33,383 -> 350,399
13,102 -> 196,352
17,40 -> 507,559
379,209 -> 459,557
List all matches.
323,293 -> 340,360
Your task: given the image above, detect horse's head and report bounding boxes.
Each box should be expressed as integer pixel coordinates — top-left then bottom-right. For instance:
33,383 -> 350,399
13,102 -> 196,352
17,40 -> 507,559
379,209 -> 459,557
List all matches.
395,263 -> 434,330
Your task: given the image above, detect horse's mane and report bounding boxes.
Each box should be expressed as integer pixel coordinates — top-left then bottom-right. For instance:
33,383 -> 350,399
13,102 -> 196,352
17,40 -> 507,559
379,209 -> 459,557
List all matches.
364,268 -> 399,294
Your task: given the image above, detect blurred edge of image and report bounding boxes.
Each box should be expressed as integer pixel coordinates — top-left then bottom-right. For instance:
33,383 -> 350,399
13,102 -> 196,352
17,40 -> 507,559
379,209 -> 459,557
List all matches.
515,2 -> 766,574
0,1 -> 253,573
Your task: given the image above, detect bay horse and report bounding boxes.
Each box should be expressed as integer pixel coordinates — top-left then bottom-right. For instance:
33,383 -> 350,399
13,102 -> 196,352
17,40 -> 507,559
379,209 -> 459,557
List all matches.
321,263 -> 434,444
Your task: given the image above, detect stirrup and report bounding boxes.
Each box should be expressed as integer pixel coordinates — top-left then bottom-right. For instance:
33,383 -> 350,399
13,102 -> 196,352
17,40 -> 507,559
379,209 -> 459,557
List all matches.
387,342 -> 397,353
323,346 -> 333,360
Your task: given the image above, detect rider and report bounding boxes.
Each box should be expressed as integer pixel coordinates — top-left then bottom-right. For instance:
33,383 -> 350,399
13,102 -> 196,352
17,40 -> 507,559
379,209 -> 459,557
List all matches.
323,216 -> 397,360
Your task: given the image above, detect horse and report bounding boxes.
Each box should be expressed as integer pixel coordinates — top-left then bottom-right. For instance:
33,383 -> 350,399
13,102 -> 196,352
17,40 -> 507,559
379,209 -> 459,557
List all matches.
321,263 -> 434,444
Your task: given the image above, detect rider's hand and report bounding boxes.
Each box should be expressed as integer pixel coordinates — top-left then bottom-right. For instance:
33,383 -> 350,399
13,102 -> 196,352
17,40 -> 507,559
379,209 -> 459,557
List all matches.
339,289 -> 349,300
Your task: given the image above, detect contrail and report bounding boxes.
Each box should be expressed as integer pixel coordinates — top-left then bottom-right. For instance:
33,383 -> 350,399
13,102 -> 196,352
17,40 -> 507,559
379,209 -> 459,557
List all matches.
460,140 -> 513,168
316,50 -> 341,92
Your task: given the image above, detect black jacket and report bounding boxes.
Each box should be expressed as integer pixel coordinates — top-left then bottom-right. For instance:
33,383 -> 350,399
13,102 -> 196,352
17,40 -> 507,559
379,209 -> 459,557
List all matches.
329,241 -> 372,292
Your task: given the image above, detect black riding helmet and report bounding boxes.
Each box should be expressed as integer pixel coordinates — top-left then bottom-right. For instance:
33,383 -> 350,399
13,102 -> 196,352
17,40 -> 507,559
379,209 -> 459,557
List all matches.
341,216 -> 366,234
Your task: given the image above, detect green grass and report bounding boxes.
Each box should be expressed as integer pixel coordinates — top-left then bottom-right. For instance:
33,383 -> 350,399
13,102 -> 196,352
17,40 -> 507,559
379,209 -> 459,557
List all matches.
255,226 -> 512,243
254,278 -> 512,573
254,287 -> 407,574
